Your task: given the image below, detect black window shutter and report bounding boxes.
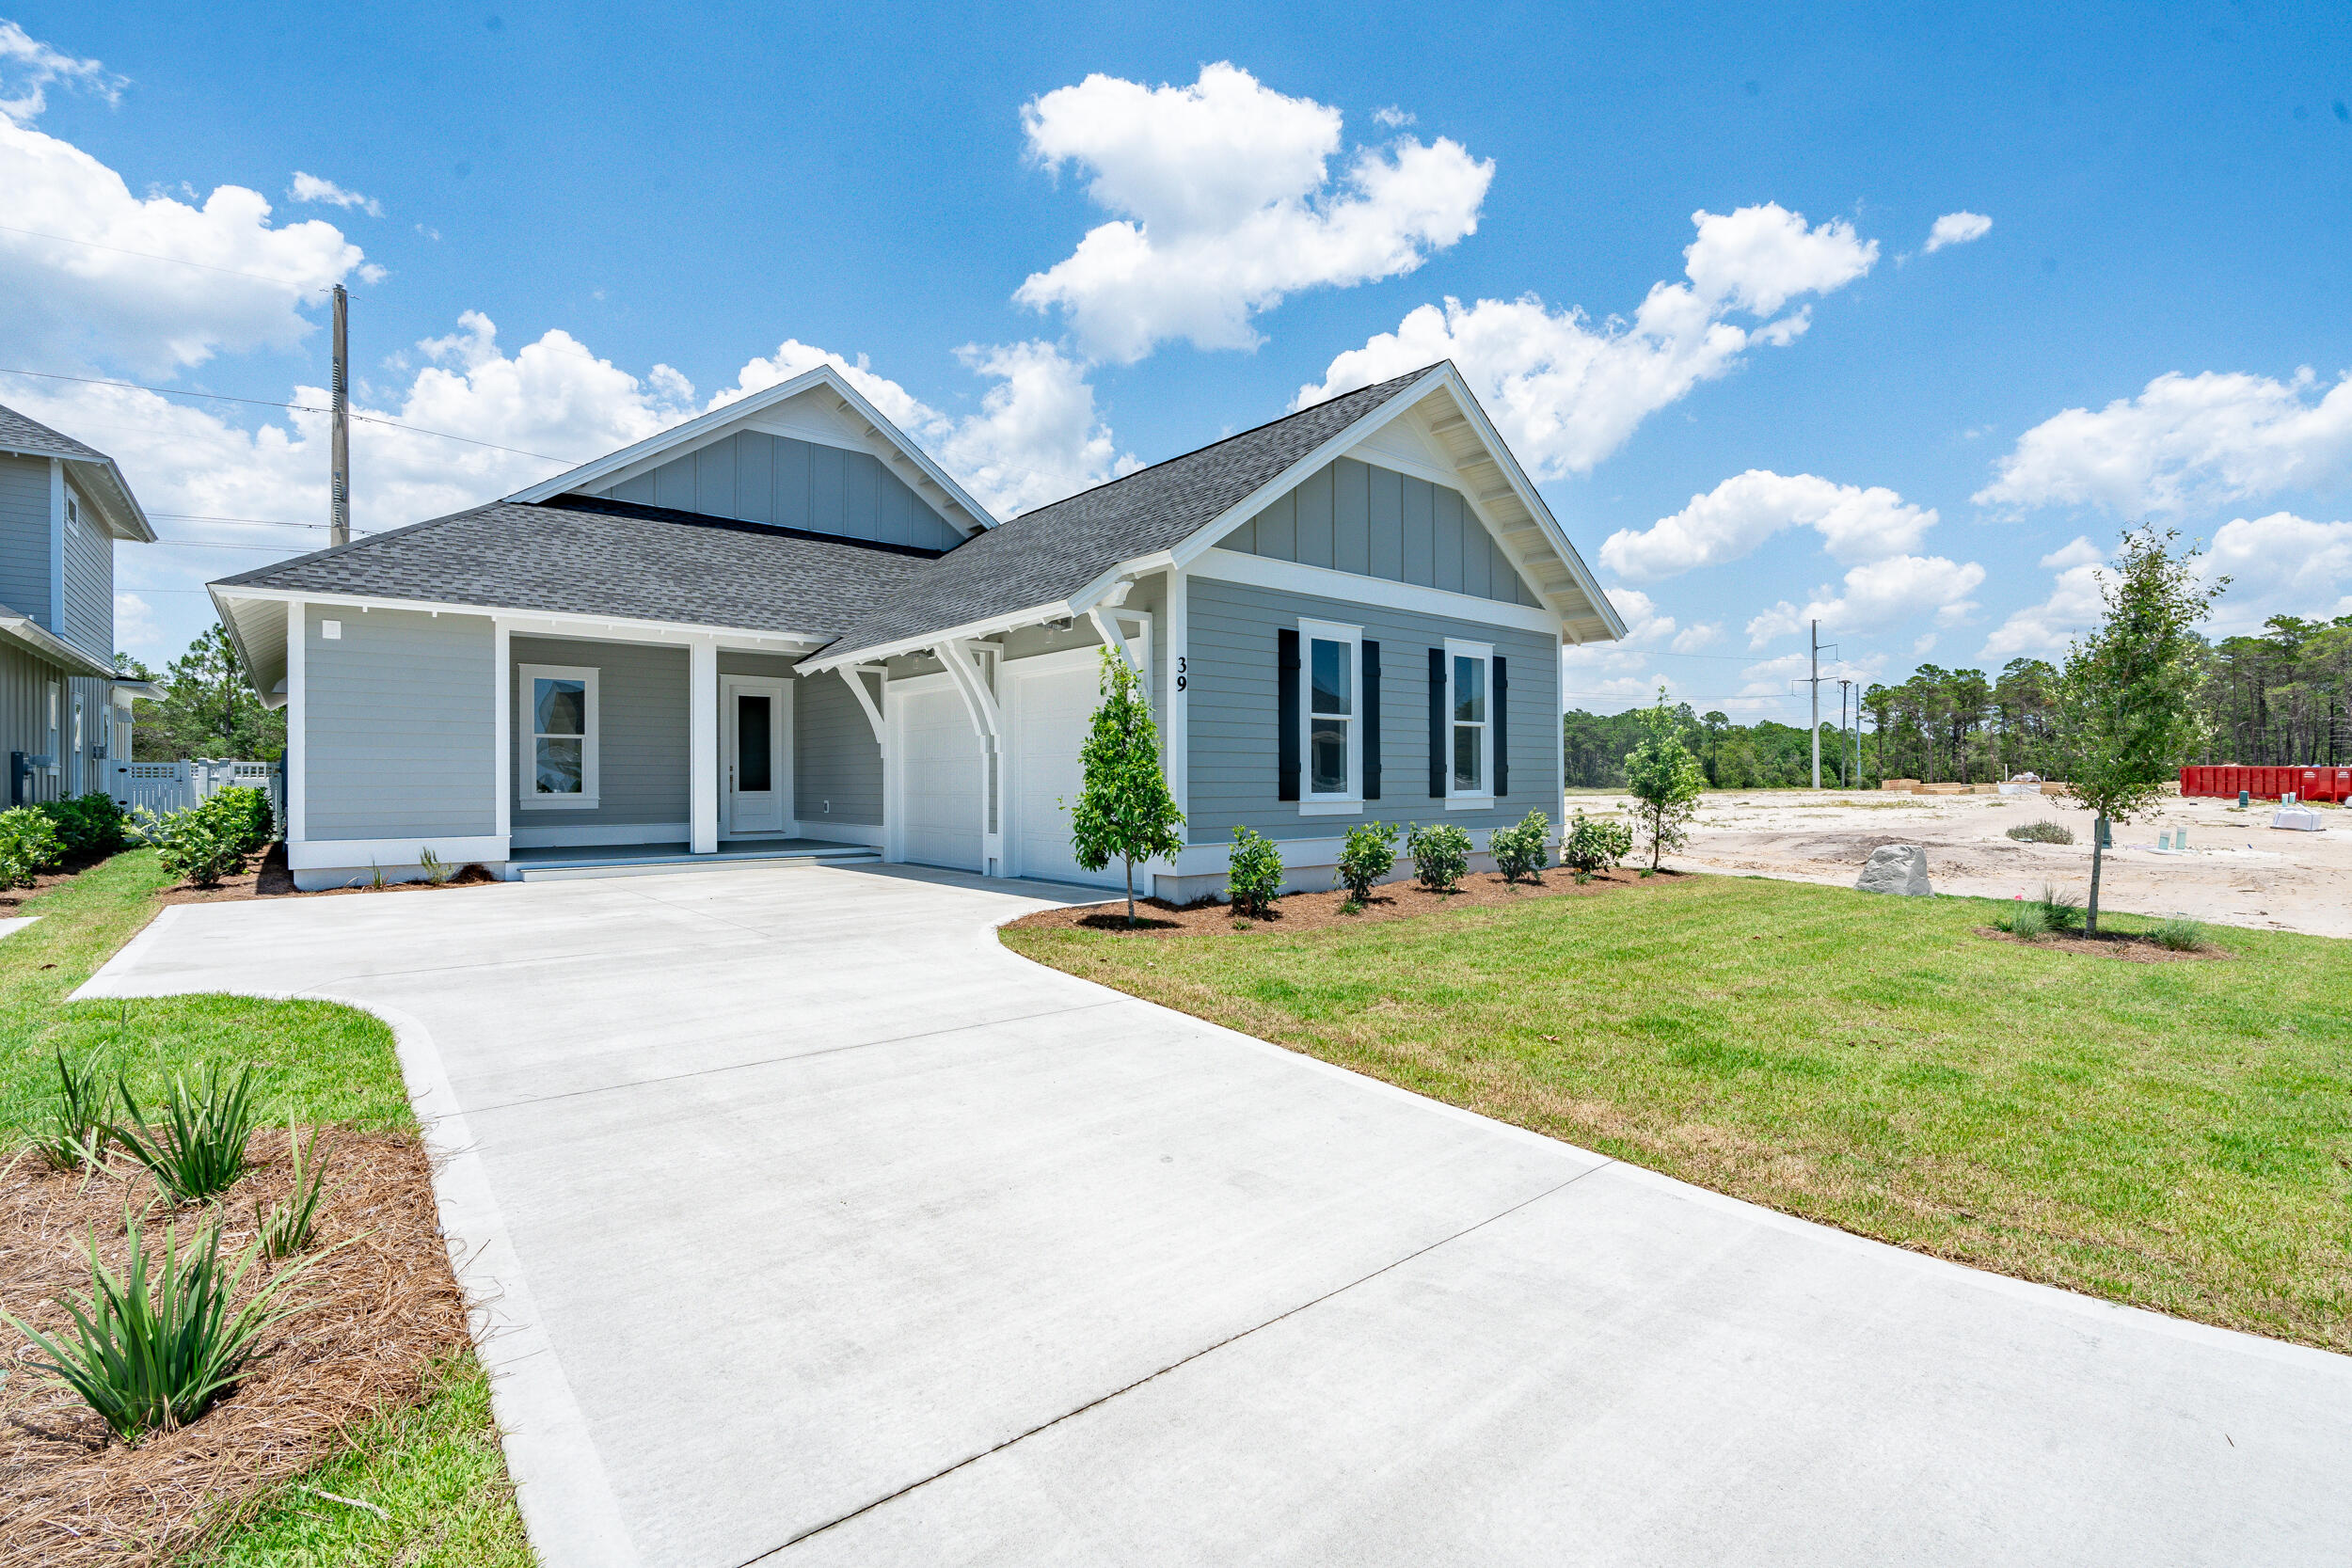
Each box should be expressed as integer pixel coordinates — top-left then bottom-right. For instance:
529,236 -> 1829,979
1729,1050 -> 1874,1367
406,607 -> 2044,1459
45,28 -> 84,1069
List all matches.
1493,656 -> 1509,797
1278,628 -> 1301,801
1361,641 -> 1382,800
1427,646 -> 1446,798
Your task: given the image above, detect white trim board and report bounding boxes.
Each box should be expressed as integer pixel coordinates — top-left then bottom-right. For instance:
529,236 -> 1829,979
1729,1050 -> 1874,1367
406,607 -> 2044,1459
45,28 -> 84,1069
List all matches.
511,822 -> 690,849
1190,548 -> 1562,635
287,834 -> 508,871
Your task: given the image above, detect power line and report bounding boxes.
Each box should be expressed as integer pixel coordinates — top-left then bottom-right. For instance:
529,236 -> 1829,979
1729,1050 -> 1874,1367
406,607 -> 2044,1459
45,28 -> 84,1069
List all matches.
0,367 -> 585,464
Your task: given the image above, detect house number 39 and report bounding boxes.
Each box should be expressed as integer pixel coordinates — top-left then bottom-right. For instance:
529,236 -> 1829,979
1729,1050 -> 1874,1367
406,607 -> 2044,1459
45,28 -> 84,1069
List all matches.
1175,655 -> 1187,692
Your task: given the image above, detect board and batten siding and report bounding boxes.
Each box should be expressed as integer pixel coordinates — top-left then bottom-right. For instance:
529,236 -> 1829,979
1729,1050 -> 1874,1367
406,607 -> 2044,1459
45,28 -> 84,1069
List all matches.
60,475 -> 112,665
512,636 -> 688,827
0,454 -> 53,626
1221,457 -> 1543,610
597,430 -> 962,551
305,607 -> 495,841
1184,575 -> 1558,844
791,667 -> 882,827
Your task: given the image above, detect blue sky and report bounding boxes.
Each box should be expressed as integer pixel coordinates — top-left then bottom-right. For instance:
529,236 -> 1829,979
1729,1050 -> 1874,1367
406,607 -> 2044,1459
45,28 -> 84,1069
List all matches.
5,3 -> 2349,714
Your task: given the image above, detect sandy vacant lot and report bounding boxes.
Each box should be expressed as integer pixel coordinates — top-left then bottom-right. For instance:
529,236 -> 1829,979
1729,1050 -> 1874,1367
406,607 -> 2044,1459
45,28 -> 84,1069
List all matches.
1565,788 -> 2350,939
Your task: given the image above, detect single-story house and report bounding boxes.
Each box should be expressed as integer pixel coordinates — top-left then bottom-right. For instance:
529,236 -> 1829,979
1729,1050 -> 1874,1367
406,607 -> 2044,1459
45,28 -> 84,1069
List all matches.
211,360 -> 1625,893
0,404 -> 160,804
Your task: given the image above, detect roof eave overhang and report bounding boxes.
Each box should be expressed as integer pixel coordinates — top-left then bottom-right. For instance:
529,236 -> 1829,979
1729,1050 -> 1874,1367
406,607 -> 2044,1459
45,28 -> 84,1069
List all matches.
501,364 -> 998,537
0,611 -> 119,678
0,446 -> 157,543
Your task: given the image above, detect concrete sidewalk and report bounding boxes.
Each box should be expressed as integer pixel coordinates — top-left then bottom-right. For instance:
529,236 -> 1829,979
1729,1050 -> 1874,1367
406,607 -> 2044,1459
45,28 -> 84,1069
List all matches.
82,863 -> 2352,1567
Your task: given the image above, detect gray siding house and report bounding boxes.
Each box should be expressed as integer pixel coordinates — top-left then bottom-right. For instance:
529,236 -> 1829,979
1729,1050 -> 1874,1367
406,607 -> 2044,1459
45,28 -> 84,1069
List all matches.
211,362 -> 1624,893
0,406 -> 158,804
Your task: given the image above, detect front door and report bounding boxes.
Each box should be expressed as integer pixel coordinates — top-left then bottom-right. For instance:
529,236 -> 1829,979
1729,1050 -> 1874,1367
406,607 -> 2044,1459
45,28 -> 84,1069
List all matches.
722,675 -> 789,836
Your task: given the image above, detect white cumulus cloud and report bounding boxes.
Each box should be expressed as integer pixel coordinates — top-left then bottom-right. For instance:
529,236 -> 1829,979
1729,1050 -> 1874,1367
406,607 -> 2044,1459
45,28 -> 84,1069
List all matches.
289,172 -> 382,217
1978,539 -> 2107,662
0,19 -> 121,123
1922,211 -> 1992,253
0,113 -> 366,374
1295,203 -> 1878,479
1015,63 -> 1493,362
1975,368 -> 2352,516
1747,555 -> 1987,646
1599,468 -> 1937,582
2201,512 -> 2352,634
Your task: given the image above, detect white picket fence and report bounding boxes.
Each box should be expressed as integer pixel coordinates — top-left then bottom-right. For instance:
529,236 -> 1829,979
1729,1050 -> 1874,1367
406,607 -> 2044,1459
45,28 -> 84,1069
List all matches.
112,759 -> 283,826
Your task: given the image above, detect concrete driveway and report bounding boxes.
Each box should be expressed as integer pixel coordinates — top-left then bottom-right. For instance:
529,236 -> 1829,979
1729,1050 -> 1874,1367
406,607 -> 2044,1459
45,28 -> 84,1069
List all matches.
83,864 -> 2351,1567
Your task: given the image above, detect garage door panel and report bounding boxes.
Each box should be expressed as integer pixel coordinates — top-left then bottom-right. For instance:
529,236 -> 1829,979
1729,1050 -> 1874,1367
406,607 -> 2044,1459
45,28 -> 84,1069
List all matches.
1011,664 -> 1121,889
897,688 -> 982,872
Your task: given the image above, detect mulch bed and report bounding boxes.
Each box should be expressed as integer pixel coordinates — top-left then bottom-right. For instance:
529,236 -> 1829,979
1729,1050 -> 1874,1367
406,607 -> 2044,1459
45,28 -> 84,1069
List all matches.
1972,927 -> 2227,962
153,842 -> 501,908
1005,864 -> 1689,937
0,1128 -> 469,1564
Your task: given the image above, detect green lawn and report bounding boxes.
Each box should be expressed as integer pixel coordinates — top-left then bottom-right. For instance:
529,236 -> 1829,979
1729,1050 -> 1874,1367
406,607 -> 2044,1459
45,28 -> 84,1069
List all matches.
1006,874 -> 2352,1353
0,849 -> 528,1562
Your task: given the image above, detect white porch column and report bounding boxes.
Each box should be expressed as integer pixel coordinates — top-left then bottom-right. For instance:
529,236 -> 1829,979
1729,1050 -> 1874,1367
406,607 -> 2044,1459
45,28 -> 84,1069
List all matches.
285,597 -> 306,846
690,636 -> 719,853
492,620 -> 512,851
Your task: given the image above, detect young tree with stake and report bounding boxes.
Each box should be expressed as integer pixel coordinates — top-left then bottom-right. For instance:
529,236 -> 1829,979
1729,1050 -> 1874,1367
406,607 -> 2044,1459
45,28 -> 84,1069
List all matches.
2058,526 -> 2223,934
1624,687 -> 1706,871
1069,643 -> 1184,926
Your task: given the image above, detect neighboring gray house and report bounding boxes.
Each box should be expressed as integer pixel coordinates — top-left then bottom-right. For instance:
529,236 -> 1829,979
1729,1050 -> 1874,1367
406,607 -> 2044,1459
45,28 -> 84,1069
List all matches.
210,361 -> 1624,893
0,405 -> 159,805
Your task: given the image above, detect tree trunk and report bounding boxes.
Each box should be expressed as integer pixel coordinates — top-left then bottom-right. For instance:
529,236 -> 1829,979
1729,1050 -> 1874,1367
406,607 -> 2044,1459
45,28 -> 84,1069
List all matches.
2087,816 -> 2106,935
1124,857 -> 1136,927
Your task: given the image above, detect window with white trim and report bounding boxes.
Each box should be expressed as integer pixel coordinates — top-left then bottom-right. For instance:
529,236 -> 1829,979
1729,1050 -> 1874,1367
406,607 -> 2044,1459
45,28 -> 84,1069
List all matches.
519,664 -> 599,807
1446,638 -> 1492,798
1301,618 -> 1361,803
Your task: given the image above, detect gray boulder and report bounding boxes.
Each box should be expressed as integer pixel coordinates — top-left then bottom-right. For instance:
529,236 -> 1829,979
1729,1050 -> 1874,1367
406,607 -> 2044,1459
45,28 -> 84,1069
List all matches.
1856,844 -> 1932,896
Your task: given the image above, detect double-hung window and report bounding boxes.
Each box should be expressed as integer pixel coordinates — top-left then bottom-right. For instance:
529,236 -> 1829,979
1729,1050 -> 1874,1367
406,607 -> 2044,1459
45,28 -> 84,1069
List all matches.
519,664 -> 599,808
1446,639 -> 1492,800
1300,618 -> 1361,808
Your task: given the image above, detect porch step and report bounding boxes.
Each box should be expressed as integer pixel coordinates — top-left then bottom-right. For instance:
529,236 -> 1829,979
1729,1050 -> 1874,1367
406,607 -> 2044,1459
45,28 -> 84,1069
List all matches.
515,845 -> 882,881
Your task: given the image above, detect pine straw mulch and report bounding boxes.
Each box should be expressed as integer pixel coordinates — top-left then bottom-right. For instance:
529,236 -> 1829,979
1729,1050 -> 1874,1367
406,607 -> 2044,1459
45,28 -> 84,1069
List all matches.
1972,927 -> 2231,963
0,1127 -> 470,1565
1005,864 -> 1695,937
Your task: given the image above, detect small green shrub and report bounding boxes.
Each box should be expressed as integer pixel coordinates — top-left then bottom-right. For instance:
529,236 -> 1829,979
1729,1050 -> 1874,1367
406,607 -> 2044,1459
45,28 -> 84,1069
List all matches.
418,847 -> 453,886
1490,810 -> 1552,883
141,803 -> 246,889
2036,882 -> 2085,933
1406,821 -> 1471,893
0,804 -> 65,887
2004,900 -> 2049,939
1334,820 -> 1399,902
1227,826 -> 1284,917
2,1211 -> 326,1444
114,1063 -> 264,1204
203,784 -> 276,854
257,1123 -> 337,1259
37,792 -> 131,858
2153,916 -> 2204,952
1563,811 -> 1634,875
30,1049 -> 112,1171
2006,819 -> 2074,845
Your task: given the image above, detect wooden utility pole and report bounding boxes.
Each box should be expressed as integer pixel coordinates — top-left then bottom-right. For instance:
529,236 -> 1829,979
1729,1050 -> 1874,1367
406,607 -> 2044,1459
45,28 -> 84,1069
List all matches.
329,283 -> 350,547
1809,619 -> 1821,789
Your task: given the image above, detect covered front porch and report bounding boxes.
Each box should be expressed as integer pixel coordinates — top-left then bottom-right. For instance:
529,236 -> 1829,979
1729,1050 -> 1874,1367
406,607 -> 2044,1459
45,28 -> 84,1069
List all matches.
508,836 -> 878,880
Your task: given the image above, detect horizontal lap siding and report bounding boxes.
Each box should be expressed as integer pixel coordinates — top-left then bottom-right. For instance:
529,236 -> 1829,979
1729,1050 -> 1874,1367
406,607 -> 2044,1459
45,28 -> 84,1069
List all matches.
0,455 -> 52,626
793,669 -> 882,826
512,636 -> 686,826
1234,457 -> 1543,609
0,641 -> 73,802
307,609 -> 495,840
61,474 -> 112,665
603,431 -> 961,550
1185,576 -> 1557,844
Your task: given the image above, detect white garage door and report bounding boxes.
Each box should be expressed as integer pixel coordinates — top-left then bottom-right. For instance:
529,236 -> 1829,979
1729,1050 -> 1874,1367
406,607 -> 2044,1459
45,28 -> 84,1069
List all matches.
896,684 -> 983,872
1009,660 -> 1122,889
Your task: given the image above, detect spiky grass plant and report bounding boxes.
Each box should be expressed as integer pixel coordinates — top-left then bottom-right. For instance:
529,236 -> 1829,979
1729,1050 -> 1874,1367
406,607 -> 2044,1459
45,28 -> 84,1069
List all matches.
114,1063 -> 263,1204
2,1210 -> 325,1444
2005,900 -> 2050,940
31,1048 -> 113,1171
2153,915 -> 2205,952
257,1121 -> 337,1258
2036,883 -> 2085,934
2005,819 -> 2075,845
418,847 -> 453,886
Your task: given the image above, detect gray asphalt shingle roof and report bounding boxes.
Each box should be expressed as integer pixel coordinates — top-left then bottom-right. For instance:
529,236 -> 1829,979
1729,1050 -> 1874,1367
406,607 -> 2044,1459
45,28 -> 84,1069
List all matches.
0,402 -> 110,465
212,366 -> 1439,654
810,368 -> 1430,659
215,498 -> 936,638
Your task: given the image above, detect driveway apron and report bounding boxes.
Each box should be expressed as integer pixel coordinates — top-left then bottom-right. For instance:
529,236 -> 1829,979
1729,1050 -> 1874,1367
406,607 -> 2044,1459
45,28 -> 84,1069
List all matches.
81,863 -> 2352,1568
